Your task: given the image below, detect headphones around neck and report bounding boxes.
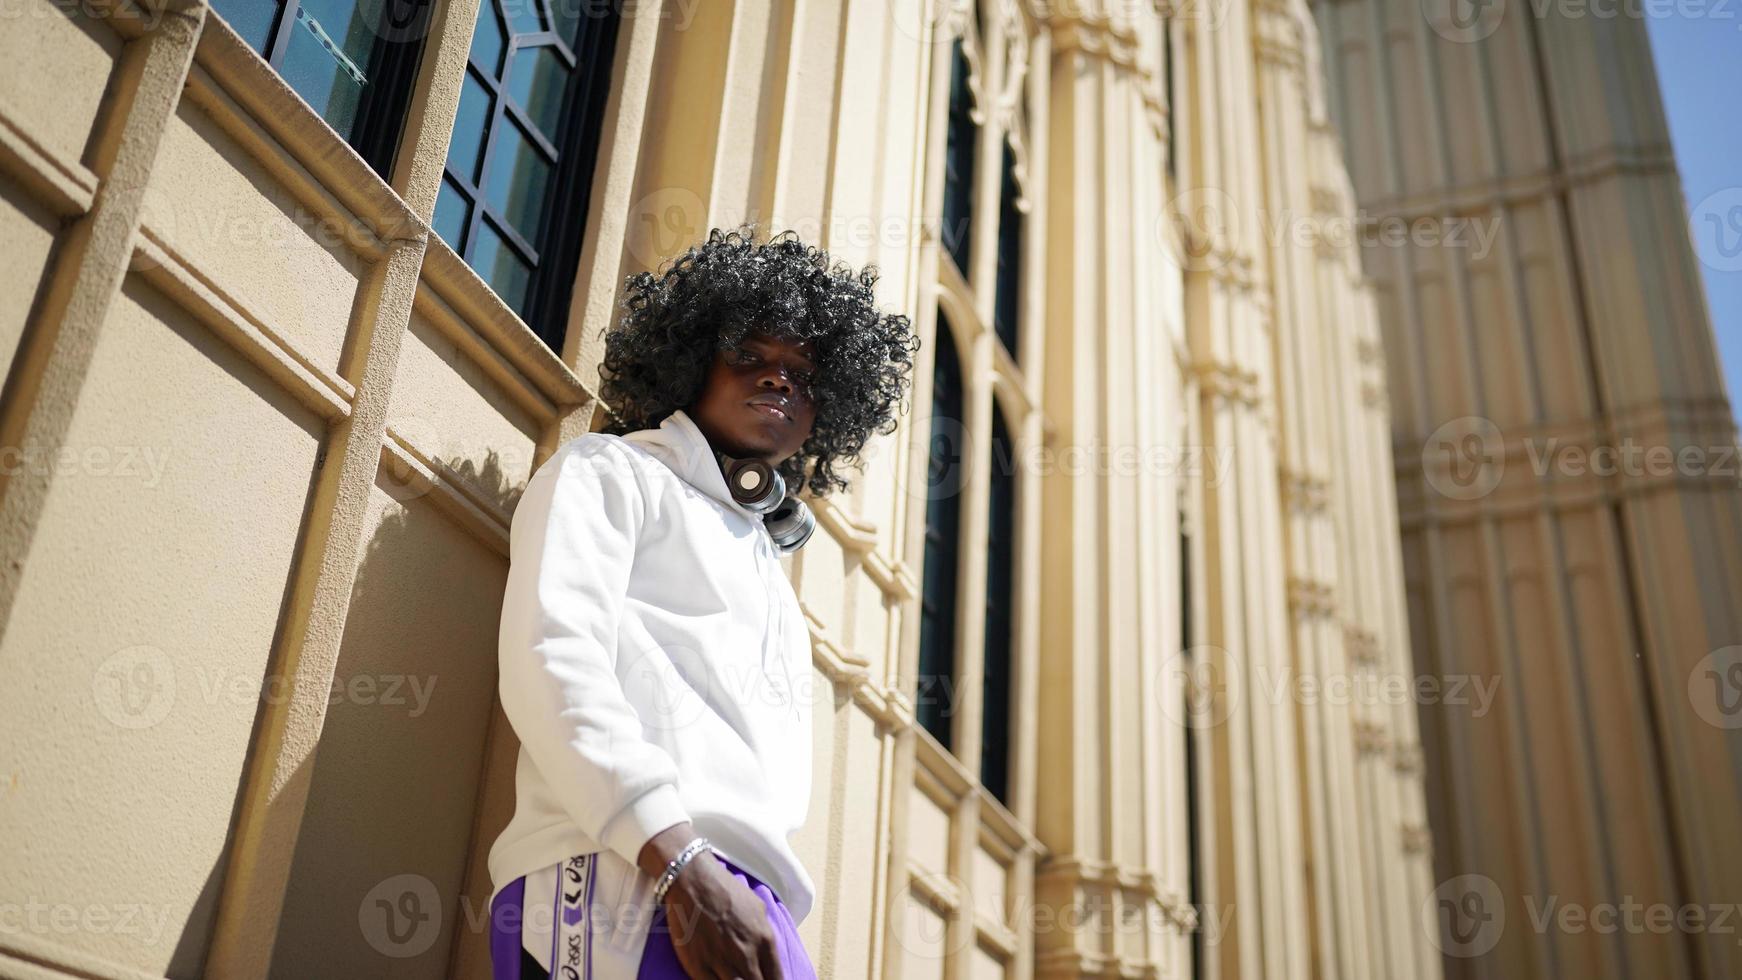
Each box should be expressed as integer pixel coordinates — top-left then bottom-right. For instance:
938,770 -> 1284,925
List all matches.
715,452 -> 817,554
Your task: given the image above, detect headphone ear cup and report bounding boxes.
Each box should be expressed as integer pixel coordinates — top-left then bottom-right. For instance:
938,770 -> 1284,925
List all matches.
719,454 -> 785,515
765,497 -> 817,553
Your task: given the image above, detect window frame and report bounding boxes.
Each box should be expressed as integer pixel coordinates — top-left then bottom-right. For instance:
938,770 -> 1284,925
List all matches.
436,0 -> 624,354
215,0 -> 434,180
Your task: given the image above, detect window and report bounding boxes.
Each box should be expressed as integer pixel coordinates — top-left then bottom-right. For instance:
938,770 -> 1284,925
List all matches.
432,0 -> 622,352
992,137 -> 1023,361
212,0 -> 433,181
917,316 -> 966,750
1181,528 -> 1203,980
979,408 -> 1016,804
1161,11 -> 1177,181
919,4 -> 1038,791
940,34 -> 978,279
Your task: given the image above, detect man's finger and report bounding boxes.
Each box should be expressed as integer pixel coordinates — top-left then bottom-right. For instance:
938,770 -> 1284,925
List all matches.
759,934 -> 786,980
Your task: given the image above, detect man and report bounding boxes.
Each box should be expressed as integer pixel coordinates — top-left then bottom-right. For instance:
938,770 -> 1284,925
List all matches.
488,227 -> 919,980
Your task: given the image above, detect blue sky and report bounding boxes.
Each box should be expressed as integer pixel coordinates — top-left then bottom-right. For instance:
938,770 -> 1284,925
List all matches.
1644,13 -> 1742,428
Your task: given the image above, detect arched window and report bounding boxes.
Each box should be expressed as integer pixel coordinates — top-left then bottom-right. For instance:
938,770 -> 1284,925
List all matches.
917,315 -> 966,750
431,0 -> 621,351
940,34 -> 978,279
979,407 -> 1016,803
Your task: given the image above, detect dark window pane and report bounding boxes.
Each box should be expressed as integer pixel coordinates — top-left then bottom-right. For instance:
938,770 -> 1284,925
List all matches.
993,139 -> 1022,360
212,0 -> 280,52
472,219 -> 533,313
980,410 -> 1015,804
941,36 -> 977,278
433,178 -> 471,249
1181,528 -> 1203,980
551,0 -> 584,47
282,5 -> 368,140
918,316 -> 965,751
509,44 -> 570,143
471,2 -> 507,74
484,119 -> 552,245
501,0 -> 544,37
451,71 -> 494,183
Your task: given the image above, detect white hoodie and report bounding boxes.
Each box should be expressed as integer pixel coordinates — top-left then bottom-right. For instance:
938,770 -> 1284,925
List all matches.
487,406 -> 816,929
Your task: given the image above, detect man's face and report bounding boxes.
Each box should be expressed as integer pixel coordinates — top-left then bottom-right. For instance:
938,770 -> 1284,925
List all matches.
687,330 -> 820,466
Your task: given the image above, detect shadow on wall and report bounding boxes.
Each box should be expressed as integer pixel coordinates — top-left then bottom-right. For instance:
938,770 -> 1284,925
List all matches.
265,447 -> 525,979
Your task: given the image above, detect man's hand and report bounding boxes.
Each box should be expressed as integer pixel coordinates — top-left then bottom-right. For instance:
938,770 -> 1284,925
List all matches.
639,823 -> 785,980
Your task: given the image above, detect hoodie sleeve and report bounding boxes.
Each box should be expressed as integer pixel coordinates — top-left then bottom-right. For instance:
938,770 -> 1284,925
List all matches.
497,434 -> 691,871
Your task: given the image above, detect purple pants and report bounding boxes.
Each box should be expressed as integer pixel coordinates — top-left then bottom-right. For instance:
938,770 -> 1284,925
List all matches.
490,854 -> 816,980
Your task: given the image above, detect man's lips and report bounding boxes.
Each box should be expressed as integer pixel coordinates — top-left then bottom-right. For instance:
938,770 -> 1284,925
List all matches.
749,401 -> 790,421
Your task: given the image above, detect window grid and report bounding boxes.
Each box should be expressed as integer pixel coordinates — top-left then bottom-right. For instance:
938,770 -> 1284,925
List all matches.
439,3 -> 573,315
432,0 -> 622,353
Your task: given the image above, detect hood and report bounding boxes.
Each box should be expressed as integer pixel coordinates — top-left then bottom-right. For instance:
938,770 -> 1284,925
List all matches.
620,407 -> 766,525
620,408 -> 799,715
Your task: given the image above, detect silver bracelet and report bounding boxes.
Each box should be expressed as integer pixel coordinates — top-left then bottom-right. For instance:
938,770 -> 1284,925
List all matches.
651,836 -> 713,906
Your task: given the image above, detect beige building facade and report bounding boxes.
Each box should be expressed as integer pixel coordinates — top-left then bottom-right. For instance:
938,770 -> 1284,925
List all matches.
4,1 -> 1722,979
1310,2 -> 1742,978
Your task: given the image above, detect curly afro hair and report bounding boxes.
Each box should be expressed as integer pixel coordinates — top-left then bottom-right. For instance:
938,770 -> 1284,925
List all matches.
598,225 -> 921,498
